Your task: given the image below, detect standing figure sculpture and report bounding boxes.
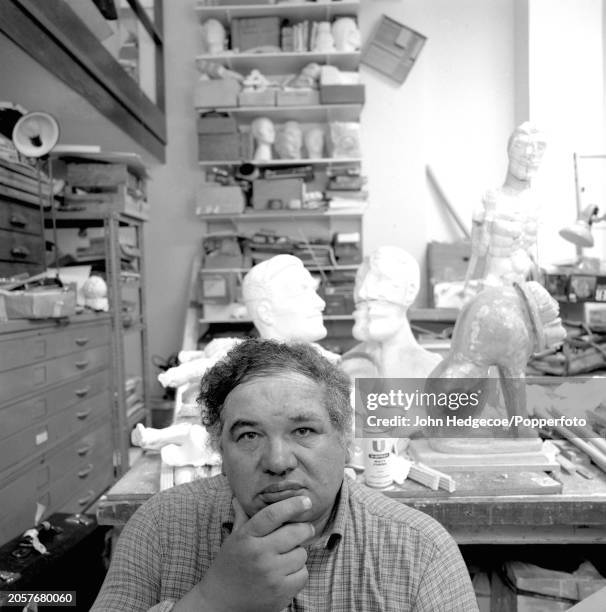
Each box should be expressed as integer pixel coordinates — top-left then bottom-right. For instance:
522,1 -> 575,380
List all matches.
464,122 -> 547,293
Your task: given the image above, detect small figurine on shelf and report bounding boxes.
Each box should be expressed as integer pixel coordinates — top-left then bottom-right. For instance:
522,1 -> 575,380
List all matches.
304,126 -> 325,158
283,62 -> 321,89
200,18 -> 227,55
196,58 -> 243,82
311,21 -> 336,53
275,121 -> 303,160
251,116 -> 275,162
242,69 -> 276,91
82,275 -> 109,312
332,17 -> 361,52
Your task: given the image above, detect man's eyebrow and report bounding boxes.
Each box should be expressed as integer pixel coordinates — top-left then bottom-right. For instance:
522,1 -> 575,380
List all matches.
228,419 -> 259,436
288,413 -> 325,424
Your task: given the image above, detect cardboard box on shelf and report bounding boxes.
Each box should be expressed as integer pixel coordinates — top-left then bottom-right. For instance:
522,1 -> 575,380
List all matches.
198,132 -> 251,162
231,16 -> 281,52
194,78 -> 240,108
196,185 -> 246,215
197,269 -> 239,305
238,88 -> 277,107
320,84 -> 366,104
0,287 -> 77,319
251,177 -> 303,210
276,88 -> 320,106
197,112 -> 237,133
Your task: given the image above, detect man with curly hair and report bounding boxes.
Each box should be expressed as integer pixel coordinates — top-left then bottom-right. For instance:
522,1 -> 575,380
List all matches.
93,339 -> 478,612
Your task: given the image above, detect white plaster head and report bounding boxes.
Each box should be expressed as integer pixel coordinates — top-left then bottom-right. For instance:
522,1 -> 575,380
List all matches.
275,121 -> 303,159
242,254 -> 327,342
506,121 -> 547,183
352,246 -> 420,342
200,19 -> 226,55
332,17 -> 361,52
304,126 -> 325,158
251,117 -> 275,145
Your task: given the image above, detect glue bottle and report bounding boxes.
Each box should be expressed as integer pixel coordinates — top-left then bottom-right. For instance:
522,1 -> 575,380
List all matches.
363,438 -> 393,488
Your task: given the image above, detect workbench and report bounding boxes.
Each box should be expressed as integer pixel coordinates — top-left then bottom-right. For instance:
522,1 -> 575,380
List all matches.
96,453 -> 606,544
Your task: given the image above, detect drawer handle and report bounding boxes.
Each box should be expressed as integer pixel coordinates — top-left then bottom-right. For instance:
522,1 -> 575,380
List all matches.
75,360 -> 90,369
76,408 -> 92,420
77,443 -> 92,456
10,246 -> 30,258
75,386 -> 91,398
78,464 -> 94,478
9,214 -> 26,228
78,490 -> 95,506
75,337 -> 89,346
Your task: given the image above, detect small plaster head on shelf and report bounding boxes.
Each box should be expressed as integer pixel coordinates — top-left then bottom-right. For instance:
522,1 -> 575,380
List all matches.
242,254 -> 327,343
332,17 -> 361,52
200,18 -> 226,55
304,126 -> 325,159
250,116 -> 275,161
82,275 -> 109,312
275,121 -> 303,160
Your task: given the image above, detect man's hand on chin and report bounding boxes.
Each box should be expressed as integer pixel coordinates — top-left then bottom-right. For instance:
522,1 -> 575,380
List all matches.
173,495 -> 314,612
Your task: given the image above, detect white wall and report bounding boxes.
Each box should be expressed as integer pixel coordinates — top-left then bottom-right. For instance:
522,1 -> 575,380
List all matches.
358,0 -> 515,301
142,1 -> 518,368
524,0 -> 605,264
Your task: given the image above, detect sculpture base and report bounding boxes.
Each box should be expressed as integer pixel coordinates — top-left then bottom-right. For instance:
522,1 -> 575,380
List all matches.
428,436 -> 542,454
408,438 -> 559,473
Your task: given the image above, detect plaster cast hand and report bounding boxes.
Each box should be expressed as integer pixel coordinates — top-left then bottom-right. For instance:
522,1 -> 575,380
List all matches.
174,496 -> 313,612
130,422 -> 193,450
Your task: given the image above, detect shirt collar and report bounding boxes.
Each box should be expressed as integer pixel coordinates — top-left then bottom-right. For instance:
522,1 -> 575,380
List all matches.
221,477 -> 350,550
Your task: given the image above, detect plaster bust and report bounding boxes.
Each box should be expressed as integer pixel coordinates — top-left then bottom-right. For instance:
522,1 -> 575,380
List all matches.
242,254 -> 327,343
332,17 -> 361,52
250,116 -> 275,162
200,19 -> 226,55
311,21 -> 335,53
275,121 -> 303,160
465,122 -> 547,292
304,126 -> 325,159
346,246 -> 442,378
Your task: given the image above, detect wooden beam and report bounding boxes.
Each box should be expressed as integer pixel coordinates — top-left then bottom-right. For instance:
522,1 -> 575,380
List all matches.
1,0 -> 165,160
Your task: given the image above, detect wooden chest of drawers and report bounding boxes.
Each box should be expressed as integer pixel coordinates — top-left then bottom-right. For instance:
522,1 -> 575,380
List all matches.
0,314 -> 115,545
0,196 -> 46,278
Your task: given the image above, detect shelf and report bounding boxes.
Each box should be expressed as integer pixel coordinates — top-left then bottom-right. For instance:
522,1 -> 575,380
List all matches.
198,156 -> 362,167
195,51 -> 360,74
198,309 -> 459,326
198,206 -> 365,220
195,104 -> 363,123
46,210 -> 148,227
199,264 -> 359,273
196,1 -> 360,24
199,314 -> 353,325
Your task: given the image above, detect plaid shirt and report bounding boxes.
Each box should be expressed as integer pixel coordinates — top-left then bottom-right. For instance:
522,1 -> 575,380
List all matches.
92,475 -> 478,611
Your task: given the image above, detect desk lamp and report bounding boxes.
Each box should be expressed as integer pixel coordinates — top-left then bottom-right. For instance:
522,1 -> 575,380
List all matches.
559,204 -> 604,249
11,111 -> 61,278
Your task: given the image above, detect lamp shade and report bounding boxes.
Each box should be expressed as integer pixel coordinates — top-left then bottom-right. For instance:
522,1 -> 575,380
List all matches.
559,204 -> 600,248
12,111 -> 59,158
559,220 -> 594,247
